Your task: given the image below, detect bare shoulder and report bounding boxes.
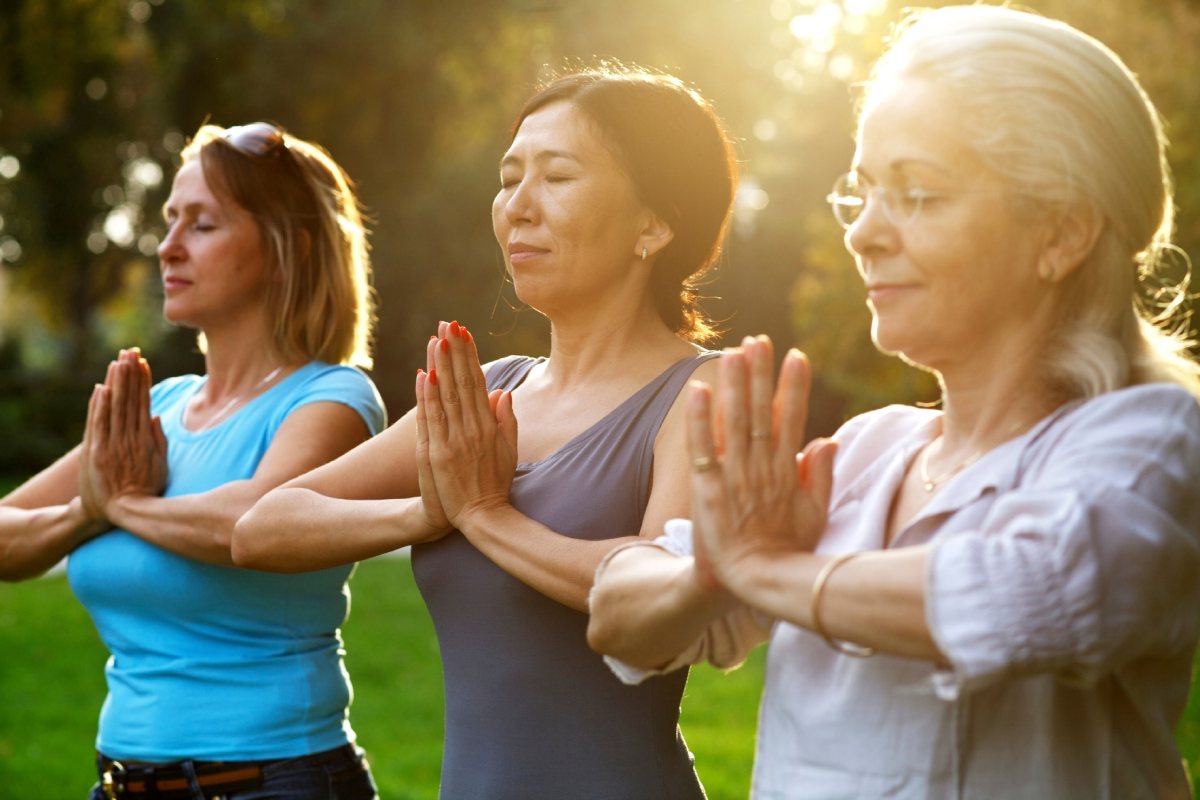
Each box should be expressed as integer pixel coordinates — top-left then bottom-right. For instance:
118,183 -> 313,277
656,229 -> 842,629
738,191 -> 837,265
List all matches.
654,352 -> 723,451
686,353 -> 722,387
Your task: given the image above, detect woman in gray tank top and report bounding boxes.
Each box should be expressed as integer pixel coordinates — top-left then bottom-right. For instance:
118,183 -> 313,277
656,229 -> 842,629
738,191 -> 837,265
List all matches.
238,66 -> 740,798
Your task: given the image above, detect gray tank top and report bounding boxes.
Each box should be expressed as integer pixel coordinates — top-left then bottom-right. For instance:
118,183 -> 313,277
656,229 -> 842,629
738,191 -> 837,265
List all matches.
412,352 -> 717,799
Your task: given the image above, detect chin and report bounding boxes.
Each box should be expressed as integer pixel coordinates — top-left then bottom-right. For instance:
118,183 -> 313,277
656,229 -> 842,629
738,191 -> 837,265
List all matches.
161,303 -> 199,329
869,317 -> 917,359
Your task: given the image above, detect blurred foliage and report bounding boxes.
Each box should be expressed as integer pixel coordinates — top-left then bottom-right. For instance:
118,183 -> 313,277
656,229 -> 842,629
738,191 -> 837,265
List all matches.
0,0 -> 1198,474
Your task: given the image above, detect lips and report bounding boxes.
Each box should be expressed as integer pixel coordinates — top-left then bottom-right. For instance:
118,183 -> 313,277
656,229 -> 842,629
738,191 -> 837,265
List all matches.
865,281 -> 919,304
162,275 -> 192,293
507,242 -> 549,263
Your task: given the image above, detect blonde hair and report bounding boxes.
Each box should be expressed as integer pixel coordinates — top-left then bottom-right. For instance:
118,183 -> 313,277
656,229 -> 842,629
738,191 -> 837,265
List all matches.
181,124 -> 375,368
864,4 -> 1200,398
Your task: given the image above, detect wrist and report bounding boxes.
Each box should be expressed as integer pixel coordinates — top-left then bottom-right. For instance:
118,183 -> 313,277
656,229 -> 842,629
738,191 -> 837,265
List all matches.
453,497 -> 511,540
68,496 -> 109,541
103,491 -> 141,530
711,547 -> 784,604
401,498 -> 451,542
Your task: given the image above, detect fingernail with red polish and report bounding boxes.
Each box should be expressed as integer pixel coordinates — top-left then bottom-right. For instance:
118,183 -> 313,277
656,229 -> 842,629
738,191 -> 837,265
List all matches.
450,320 -> 460,337
440,338 -> 449,352
429,369 -> 438,385
463,327 -> 473,343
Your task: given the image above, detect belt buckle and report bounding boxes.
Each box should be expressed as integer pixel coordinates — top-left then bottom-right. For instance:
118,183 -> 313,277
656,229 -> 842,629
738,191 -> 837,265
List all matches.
100,760 -> 125,800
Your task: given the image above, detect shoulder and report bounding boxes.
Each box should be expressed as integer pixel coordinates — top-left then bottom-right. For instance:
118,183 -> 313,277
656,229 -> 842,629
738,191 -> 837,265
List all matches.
483,355 -> 542,390
684,350 -> 722,385
1066,382 -> 1198,427
660,349 -> 723,411
291,361 -> 376,389
481,354 -> 537,375
1026,383 -> 1200,484
278,362 -> 387,435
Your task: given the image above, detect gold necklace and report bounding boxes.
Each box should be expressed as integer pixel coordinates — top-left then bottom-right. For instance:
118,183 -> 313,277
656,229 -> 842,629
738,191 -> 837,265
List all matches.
191,365 -> 284,431
918,438 -> 984,493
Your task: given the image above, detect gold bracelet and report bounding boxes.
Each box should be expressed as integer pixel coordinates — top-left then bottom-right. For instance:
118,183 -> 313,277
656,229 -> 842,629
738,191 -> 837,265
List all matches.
809,552 -> 875,658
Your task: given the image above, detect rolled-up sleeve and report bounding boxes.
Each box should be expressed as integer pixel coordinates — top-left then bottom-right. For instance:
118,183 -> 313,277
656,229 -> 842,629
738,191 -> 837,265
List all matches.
599,519 -> 774,685
925,388 -> 1200,699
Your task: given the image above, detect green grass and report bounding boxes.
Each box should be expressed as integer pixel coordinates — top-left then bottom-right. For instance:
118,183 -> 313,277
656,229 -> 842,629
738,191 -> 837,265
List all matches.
3,557 -> 1197,799
0,557 -> 763,799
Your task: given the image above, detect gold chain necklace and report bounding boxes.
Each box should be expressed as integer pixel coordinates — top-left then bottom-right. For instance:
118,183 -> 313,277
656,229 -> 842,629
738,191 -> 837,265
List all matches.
190,365 -> 284,431
918,438 -> 985,493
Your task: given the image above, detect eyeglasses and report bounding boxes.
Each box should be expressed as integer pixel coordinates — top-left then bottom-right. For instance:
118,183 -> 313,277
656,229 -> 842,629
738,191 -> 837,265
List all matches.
826,172 -> 932,229
221,122 -> 287,158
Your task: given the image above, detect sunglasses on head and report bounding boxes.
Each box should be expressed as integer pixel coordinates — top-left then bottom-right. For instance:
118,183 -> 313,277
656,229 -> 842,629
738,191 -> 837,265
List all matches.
221,122 -> 287,158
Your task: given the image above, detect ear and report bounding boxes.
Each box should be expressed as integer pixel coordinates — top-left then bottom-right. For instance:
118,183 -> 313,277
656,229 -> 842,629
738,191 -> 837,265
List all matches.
1039,201 -> 1102,283
635,211 -> 674,262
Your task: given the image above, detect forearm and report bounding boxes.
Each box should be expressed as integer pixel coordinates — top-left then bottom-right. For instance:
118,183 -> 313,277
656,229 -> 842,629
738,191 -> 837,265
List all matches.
587,546 -> 739,668
105,482 -> 266,566
727,547 -> 943,661
233,488 -> 440,572
0,499 -> 106,581
459,503 -> 640,612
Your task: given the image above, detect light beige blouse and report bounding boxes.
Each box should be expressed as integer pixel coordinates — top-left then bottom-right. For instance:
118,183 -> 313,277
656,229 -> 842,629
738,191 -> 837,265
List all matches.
597,383 -> 1200,800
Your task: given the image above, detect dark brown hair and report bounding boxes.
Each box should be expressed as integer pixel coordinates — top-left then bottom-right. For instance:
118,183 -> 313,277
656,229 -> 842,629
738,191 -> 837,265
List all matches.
513,66 -> 738,343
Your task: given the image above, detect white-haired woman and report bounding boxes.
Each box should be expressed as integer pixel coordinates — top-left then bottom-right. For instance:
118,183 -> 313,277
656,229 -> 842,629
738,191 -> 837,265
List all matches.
588,6 -> 1200,798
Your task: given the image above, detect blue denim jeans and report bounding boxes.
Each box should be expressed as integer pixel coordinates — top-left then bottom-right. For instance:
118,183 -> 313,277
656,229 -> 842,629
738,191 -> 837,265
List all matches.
89,744 -> 379,800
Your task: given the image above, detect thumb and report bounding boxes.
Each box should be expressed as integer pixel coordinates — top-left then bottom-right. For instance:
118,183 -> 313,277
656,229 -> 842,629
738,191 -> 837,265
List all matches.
495,390 -> 518,452
796,438 -> 838,507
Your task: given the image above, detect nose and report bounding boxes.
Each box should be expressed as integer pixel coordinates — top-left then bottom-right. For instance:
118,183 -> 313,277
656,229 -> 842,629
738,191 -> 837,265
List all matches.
502,178 -> 538,227
158,221 -> 184,265
845,191 -> 899,259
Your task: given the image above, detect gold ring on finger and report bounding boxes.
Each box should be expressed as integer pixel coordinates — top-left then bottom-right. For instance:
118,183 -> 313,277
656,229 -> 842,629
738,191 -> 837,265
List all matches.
751,429 -> 771,440
692,455 -> 718,472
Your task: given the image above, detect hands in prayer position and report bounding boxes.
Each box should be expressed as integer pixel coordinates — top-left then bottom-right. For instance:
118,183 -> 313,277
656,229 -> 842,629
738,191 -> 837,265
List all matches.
80,348 -> 168,528
687,336 -> 837,596
415,320 -> 518,537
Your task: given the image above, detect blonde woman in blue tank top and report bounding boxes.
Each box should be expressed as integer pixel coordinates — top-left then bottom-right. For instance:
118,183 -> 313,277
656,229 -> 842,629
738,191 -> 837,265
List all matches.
238,67 -> 738,798
0,123 -> 385,799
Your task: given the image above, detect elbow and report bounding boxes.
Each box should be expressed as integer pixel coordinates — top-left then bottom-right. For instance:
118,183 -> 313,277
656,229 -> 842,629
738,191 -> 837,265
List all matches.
229,504 -> 273,570
230,495 -> 303,572
585,584 -> 624,657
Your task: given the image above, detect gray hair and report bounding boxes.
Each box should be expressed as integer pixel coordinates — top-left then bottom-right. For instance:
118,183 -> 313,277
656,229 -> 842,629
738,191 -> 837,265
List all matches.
863,4 -> 1199,398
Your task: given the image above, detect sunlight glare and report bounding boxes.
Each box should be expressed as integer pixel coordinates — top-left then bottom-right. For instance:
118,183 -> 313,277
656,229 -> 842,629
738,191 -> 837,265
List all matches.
103,207 -> 137,248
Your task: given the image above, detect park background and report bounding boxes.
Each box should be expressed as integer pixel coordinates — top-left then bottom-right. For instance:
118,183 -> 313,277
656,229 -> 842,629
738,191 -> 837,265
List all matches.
1,0 -> 1198,796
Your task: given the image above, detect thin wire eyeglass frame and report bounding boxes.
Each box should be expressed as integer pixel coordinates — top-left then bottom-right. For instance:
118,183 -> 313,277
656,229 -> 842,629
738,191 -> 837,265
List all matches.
825,172 -> 930,230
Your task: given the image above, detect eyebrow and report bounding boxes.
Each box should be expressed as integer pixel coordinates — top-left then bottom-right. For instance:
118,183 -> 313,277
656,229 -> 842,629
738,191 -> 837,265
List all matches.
161,200 -> 221,220
500,149 -> 582,170
856,157 -> 954,183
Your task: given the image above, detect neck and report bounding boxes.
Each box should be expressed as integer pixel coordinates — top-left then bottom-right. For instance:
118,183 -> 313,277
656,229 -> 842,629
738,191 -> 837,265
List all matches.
541,297 -> 695,390
935,353 -> 1064,462
200,322 -> 290,399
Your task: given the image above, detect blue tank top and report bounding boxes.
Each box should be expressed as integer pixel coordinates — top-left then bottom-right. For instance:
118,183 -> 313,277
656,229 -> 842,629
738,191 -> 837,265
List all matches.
413,352 -> 717,799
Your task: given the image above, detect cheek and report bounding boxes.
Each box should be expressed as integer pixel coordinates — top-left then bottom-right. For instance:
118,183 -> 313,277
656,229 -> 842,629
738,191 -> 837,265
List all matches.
491,198 -> 509,239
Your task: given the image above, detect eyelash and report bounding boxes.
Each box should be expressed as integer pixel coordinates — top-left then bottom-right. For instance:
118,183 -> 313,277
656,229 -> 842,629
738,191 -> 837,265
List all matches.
499,174 -> 573,189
